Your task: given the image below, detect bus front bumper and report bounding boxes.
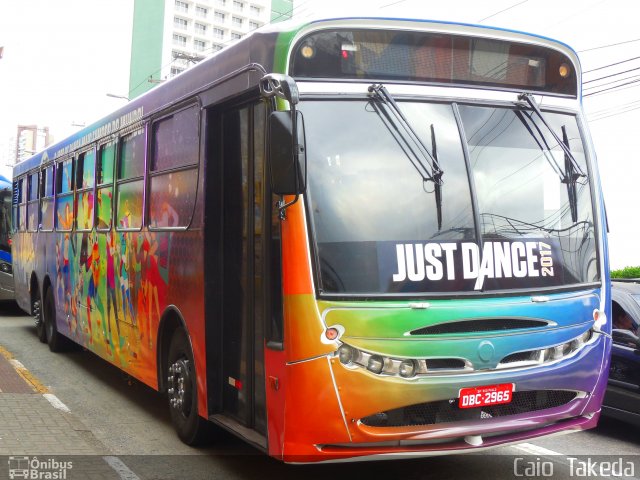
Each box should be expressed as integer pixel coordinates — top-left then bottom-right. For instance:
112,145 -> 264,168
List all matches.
279,334 -> 608,463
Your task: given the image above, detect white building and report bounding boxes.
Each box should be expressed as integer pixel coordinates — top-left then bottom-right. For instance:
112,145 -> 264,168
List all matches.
129,0 -> 292,98
168,0 -> 271,75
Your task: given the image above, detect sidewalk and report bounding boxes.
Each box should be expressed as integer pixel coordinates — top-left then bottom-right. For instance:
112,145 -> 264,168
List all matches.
0,345 -> 126,479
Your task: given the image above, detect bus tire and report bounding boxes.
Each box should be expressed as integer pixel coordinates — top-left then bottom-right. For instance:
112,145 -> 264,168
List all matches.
33,296 -> 47,343
43,287 -> 69,353
167,329 -> 209,445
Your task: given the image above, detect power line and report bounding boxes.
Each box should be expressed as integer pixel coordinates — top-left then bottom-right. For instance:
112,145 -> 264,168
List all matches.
589,104 -> 640,122
586,80 -> 640,99
578,37 -> 640,53
584,78 -> 640,97
477,0 -> 528,22
379,0 -> 409,8
583,73 -> 640,92
583,66 -> 640,84
584,55 -> 640,74
588,98 -> 640,118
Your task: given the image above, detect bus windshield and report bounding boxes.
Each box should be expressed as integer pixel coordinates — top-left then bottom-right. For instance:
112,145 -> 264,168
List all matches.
0,188 -> 11,253
300,99 -> 598,295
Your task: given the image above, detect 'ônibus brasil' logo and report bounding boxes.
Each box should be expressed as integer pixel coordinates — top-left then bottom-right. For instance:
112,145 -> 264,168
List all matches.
391,241 -> 555,291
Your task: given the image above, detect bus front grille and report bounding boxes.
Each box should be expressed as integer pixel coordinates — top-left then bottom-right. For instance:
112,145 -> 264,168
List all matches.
360,390 -> 578,428
409,318 -> 549,335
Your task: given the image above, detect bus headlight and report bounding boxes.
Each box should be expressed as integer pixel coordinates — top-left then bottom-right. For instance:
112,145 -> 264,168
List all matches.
338,344 -> 356,365
0,262 -> 11,274
334,344 -> 470,378
543,330 -> 593,362
367,355 -> 384,374
399,359 -> 417,378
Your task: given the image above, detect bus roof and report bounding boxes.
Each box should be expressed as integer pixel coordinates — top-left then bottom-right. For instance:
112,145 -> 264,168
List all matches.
14,16 -> 580,178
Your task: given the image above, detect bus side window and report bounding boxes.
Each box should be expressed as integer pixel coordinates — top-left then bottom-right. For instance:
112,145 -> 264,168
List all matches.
13,178 -> 25,233
149,105 -> 199,229
116,129 -> 145,230
27,171 -> 39,232
55,158 -> 74,232
76,149 -> 95,231
97,141 -> 116,231
40,166 -> 55,231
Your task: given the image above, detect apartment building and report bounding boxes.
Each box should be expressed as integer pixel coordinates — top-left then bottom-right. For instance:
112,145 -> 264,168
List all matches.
129,0 -> 293,99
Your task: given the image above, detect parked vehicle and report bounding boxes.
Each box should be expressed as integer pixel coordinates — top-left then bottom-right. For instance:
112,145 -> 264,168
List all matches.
0,174 -> 13,301
603,280 -> 640,426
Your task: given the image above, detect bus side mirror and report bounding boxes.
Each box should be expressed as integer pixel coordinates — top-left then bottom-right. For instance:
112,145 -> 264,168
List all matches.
268,110 -> 306,196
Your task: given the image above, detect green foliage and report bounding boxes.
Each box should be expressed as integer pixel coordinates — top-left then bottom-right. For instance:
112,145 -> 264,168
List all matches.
611,266 -> 640,279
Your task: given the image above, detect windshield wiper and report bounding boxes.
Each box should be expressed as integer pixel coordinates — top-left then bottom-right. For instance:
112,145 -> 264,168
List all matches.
561,125 -> 580,223
517,93 -> 587,223
517,93 -> 587,182
368,84 -> 444,229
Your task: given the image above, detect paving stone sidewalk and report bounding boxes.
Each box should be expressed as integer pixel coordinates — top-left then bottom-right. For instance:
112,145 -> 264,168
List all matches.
0,347 -> 125,479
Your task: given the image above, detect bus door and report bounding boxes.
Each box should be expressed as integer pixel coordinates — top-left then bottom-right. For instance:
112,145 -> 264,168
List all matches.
206,98 -> 273,442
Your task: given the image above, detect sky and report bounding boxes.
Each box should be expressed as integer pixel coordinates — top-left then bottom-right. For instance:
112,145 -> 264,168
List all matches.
0,0 -> 638,269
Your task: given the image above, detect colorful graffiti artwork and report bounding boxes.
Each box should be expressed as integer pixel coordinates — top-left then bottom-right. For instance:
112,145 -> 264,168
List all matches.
51,228 -> 171,386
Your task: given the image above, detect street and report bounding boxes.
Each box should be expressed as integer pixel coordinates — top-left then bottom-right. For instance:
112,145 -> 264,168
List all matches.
0,300 -> 638,480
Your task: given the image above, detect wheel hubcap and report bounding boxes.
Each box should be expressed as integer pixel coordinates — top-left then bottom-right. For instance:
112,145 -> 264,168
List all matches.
168,358 -> 192,417
33,299 -> 41,327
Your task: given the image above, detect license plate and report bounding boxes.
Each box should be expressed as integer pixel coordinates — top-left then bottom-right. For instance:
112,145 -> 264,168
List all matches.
458,383 -> 514,409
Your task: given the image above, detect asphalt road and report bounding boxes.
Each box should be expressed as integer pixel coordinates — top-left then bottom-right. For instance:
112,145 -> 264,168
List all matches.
1,300 -> 638,480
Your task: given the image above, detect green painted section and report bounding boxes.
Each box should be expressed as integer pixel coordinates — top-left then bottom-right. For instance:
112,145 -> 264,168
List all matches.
128,0 -> 165,99
271,0 -> 293,22
273,24 -> 303,75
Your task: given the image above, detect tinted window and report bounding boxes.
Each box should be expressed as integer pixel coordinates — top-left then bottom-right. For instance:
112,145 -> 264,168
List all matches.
98,142 -> 116,185
57,159 -> 73,194
40,166 -> 54,231
119,129 -> 145,179
116,180 -> 143,229
28,173 -> 38,201
152,106 -> 199,171
149,170 -> 198,228
76,191 -> 94,231
56,194 -> 74,231
96,187 -> 113,230
41,166 -> 54,197
77,149 -> 96,189
291,29 -> 577,96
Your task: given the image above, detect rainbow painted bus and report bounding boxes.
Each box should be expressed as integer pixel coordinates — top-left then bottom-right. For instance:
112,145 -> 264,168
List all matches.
0,174 -> 14,301
12,16 -> 611,462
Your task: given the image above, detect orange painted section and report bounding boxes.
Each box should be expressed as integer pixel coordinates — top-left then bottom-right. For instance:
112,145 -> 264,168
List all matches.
282,356 -> 350,460
264,346 -> 287,459
280,198 -> 313,296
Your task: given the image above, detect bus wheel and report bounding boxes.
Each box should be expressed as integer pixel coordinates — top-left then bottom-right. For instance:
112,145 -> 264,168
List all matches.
167,329 -> 209,445
33,297 -> 46,343
43,288 -> 69,352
